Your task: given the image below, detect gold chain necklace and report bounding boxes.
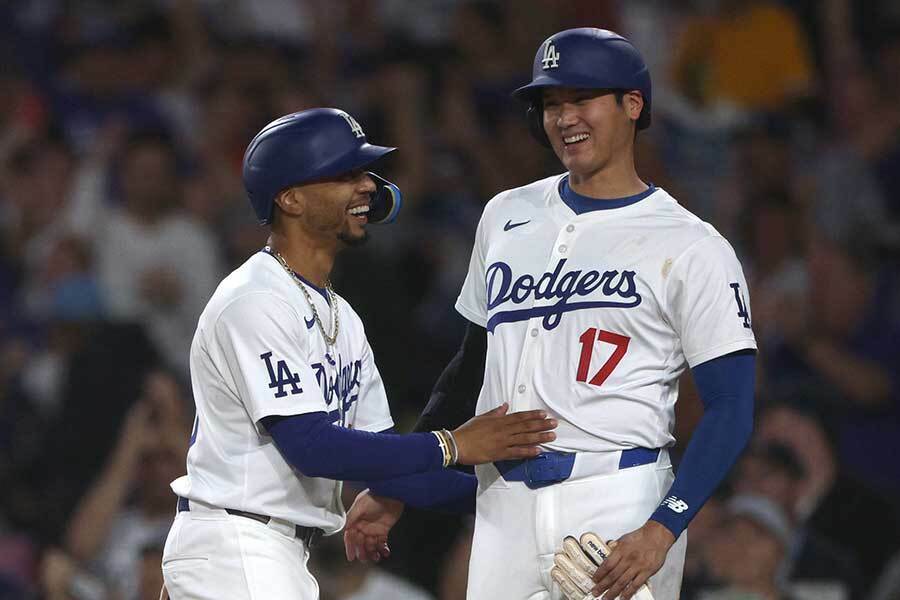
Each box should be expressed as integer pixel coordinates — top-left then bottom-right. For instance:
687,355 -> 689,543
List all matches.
264,246 -> 339,346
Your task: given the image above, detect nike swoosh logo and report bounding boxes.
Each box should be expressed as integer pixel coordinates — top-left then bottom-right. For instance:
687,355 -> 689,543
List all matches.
304,316 -> 316,329
504,219 -> 531,231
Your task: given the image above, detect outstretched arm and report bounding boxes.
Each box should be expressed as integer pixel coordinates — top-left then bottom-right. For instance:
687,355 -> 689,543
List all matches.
263,402 -> 555,481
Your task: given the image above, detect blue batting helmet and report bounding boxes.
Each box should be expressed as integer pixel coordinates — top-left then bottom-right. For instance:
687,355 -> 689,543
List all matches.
512,28 -> 652,146
242,108 -> 402,225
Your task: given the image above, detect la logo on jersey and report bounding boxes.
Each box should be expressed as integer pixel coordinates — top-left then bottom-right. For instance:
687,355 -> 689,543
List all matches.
541,41 -> 560,69
729,282 -> 751,328
341,112 -> 365,138
485,258 -> 642,332
260,351 -> 303,398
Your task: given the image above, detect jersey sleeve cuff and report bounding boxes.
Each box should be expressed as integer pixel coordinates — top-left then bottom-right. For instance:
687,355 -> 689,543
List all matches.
685,339 -> 757,369
649,509 -> 685,539
454,300 -> 487,328
251,406 -> 329,435
355,417 -> 395,433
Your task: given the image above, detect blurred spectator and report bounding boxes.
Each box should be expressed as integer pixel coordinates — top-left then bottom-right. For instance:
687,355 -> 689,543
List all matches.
671,0 -> 814,112
696,494 -> 796,600
681,493 -> 728,599
733,441 -> 863,599
0,134 -> 78,290
40,547 -> 109,600
310,533 -> 434,600
96,130 -> 223,375
765,229 -> 900,494
62,371 -> 189,600
21,235 -> 104,325
755,404 -> 900,588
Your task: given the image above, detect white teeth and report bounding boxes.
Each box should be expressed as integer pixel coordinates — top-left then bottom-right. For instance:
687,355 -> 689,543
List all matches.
564,133 -> 590,144
348,205 -> 370,215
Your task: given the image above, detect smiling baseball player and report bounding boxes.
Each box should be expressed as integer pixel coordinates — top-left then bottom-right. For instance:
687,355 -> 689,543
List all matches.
344,29 -> 757,600
159,108 -> 557,600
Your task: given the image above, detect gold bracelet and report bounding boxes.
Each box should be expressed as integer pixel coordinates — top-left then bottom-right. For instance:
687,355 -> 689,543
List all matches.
432,430 -> 451,467
442,429 -> 459,466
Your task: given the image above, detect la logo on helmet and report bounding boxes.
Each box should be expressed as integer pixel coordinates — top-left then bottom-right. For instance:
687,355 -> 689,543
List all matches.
541,41 -> 560,70
341,113 -> 365,138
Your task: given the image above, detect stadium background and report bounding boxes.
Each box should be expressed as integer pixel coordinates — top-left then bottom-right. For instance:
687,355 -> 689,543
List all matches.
0,1 -> 899,598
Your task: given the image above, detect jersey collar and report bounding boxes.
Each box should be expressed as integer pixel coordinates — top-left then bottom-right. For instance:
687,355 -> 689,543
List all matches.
558,175 -> 656,215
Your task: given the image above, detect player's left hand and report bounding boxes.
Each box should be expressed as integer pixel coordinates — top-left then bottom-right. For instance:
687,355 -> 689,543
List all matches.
343,489 -> 404,563
591,520 -> 674,599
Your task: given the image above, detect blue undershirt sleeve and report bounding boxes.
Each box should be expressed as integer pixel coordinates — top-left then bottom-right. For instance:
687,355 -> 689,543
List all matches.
262,413 -> 443,481
345,429 -> 475,513
649,351 -> 755,537
367,468 -> 477,514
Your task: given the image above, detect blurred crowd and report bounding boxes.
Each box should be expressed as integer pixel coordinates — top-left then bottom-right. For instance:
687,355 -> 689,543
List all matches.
0,0 -> 899,599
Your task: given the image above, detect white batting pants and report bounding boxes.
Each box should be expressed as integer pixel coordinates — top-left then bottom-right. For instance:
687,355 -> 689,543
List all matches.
161,501 -> 319,599
467,450 -> 687,600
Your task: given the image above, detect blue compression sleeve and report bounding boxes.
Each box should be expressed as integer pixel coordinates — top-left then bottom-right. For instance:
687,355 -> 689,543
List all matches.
367,469 -> 477,514
649,351 -> 755,537
262,413 -> 442,481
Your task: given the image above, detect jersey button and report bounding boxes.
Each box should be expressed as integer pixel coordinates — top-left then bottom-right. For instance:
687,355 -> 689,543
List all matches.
517,384 -> 526,394
530,328 -> 538,337
566,224 -> 575,232
558,244 -> 567,253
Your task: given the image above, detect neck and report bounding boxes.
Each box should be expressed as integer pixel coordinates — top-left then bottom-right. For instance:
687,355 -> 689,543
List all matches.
268,229 -> 337,287
568,149 -> 646,199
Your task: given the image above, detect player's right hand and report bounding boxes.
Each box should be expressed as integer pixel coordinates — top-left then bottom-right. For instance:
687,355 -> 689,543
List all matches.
452,403 -> 557,464
344,489 -> 403,563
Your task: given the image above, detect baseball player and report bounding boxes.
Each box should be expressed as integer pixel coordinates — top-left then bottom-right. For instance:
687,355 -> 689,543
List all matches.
159,108 -> 558,599
344,29 -> 757,600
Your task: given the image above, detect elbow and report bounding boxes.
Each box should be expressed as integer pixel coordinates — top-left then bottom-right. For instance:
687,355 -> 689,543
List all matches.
294,461 -> 329,479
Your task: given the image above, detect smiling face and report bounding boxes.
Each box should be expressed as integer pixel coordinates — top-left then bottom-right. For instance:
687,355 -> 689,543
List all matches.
541,87 -> 642,182
277,169 -> 375,246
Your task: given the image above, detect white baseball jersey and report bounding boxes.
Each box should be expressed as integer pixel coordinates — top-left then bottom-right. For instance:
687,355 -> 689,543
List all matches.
456,174 -> 756,452
170,251 -> 394,534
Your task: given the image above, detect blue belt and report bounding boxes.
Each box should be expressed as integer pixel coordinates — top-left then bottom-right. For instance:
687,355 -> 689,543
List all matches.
495,447 -> 660,489
177,496 -> 323,547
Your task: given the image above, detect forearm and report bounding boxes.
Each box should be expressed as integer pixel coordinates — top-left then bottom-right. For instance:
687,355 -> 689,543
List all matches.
367,469 -> 477,513
263,413 -> 444,481
64,448 -> 137,560
804,339 -> 891,408
414,321 -> 486,432
650,352 -> 755,537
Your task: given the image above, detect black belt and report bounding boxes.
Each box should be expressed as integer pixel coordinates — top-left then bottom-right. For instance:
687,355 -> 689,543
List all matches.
177,496 -> 323,548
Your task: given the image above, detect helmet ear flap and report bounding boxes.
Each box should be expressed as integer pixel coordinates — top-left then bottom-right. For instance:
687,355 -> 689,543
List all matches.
526,100 -> 552,148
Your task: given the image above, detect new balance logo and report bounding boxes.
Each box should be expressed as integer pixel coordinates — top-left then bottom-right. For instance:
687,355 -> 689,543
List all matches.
541,41 -> 560,69
341,113 -> 365,138
662,496 -> 689,514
